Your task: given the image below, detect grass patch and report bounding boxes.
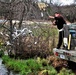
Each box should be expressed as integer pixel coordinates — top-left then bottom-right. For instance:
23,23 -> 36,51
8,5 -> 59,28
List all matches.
0,42 -> 5,57
2,56 -> 75,75
2,55 -> 57,75
32,24 -> 58,37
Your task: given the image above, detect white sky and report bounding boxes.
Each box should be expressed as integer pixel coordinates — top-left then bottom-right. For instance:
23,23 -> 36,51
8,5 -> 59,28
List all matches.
52,0 -> 74,5
38,0 -> 75,5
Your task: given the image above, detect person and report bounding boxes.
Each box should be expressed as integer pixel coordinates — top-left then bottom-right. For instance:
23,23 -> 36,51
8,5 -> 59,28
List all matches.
49,12 -> 66,49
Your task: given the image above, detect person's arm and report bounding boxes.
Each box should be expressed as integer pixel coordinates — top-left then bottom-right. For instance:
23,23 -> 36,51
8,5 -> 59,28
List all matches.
49,16 -> 54,19
52,20 -> 56,25
60,16 -> 66,24
49,16 -> 56,25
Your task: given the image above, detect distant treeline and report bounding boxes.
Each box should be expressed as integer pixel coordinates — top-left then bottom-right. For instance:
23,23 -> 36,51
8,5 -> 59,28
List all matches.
0,0 -> 76,22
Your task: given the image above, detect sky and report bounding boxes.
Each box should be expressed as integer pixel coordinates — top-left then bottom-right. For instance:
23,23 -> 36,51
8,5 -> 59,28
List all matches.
38,0 -> 75,5
52,0 -> 74,5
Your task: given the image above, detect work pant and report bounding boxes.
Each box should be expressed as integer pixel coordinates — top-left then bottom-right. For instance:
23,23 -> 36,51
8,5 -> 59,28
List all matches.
57,30 -> 64,49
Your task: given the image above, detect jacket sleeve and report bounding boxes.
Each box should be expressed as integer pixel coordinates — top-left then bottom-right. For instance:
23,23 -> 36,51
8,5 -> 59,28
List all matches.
61,17 -> 66,24
54,17 -> 58,25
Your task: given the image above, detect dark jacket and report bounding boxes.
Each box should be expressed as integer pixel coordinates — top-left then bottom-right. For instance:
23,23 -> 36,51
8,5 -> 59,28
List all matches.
54,16 -> 66,30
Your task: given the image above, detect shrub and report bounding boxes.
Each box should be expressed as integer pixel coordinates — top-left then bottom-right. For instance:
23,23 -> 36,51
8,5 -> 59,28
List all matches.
12,25 -> 58,59
0,50 -> 4,57
58,68 -> 74,75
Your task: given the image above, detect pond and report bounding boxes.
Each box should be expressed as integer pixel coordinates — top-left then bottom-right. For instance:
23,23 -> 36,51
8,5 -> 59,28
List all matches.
0,58 -> 19,75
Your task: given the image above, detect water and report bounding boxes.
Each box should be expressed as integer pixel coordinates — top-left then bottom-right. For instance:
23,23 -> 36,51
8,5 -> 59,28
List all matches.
0,58 -> 19,75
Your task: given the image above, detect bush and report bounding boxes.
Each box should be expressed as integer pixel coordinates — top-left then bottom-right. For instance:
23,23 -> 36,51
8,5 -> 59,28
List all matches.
58,68 -> 74,75
12,25 -> 58,59
0,50 -> 4,57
